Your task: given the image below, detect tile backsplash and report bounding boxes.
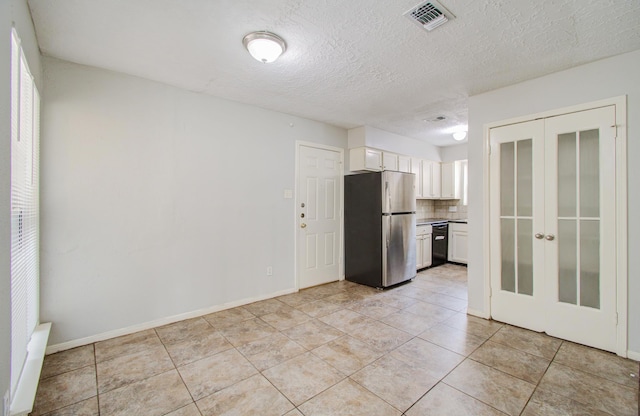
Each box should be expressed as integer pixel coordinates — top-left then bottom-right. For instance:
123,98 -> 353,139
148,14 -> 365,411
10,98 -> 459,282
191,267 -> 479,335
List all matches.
417,199 -> 467,220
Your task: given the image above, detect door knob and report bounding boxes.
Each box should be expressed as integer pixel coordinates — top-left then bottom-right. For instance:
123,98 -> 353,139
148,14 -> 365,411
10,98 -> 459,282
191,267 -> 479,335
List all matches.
535,233 -> 544,239
545,234 -> 555,241
300,223 -> 307,228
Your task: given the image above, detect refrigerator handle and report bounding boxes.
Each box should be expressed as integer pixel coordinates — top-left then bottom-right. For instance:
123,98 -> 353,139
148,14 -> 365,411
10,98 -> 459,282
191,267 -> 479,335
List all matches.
387,215 -> 391,249
385,181 -> 391,212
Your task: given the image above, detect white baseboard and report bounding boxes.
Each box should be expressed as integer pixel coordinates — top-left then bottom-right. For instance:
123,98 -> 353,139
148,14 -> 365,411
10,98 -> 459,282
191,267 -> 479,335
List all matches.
467,308 -> 490,319
46,287 -> 298,355
627,350 -> 640,362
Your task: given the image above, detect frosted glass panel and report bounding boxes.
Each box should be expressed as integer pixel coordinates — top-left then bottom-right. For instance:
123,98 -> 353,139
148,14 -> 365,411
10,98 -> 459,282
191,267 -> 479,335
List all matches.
558,219 -> 577,304
517,139 -> 533,217
580,220 -> 600,309
500,143 -> 514,216
558,133 -> 577,217
580,129 -> 600,218
517,219 -> 533,295
501,218 -> 515,293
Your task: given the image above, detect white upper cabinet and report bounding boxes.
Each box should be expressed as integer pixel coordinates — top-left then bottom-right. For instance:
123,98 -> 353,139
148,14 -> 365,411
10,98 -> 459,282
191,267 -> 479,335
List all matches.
441,161 -> 462,199
398,155 -> 412,173
411,158 -> 423,198
349,147 -> 383,171
422,160 -> 441,199
382,152 -> 399,171
349,147 -> 468,201
349,147 -> 412,173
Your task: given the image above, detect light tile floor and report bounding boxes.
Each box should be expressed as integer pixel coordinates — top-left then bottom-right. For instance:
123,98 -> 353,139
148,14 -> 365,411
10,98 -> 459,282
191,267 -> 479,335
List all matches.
31,264 -> 639,415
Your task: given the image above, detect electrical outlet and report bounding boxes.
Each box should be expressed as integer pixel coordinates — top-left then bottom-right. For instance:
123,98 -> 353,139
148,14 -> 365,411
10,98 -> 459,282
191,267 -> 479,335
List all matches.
448,206 -> 458,212
266,266 -> 273,276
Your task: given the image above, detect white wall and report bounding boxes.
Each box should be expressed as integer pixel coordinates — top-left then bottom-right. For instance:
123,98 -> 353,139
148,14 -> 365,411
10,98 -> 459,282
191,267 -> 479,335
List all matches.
1,0 -> 42,411
40,58 -> 347,346
347,126 -> 441,160
468,49 -> 640,355
440,143 -> 468,162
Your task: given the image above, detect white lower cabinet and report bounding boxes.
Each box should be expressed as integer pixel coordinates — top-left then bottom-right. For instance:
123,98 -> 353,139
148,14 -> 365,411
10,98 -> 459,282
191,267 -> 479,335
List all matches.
447,222 -> 468,264
416,225 -> 432,270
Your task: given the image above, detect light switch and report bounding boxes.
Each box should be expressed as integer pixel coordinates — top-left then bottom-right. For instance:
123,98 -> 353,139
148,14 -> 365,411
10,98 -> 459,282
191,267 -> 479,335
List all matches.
283,189 -> 293,199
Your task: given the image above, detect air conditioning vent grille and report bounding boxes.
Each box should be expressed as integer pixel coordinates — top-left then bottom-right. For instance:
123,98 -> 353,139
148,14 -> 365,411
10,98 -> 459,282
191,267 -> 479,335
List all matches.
404,1 -> 455,32
411,3 -> 444,25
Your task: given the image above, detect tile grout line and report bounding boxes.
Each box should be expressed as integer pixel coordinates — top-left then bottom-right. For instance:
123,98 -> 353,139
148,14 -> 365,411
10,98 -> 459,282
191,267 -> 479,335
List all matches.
93,342 -> 101,416
153,326 -> 200,413
516,339 -> 564,415
403,326 -> 500,415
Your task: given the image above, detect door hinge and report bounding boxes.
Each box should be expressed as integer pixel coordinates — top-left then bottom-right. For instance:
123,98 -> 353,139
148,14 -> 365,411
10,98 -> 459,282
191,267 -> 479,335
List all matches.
611,124 -> 618,138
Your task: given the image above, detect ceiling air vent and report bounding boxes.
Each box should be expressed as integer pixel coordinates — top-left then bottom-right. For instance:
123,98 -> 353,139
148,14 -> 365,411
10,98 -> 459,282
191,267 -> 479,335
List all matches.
404,1 -> 455,32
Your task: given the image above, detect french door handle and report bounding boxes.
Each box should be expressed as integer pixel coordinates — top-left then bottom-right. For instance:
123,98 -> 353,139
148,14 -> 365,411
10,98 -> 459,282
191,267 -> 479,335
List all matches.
535,233 -> 544,239
545,234 -> 555,241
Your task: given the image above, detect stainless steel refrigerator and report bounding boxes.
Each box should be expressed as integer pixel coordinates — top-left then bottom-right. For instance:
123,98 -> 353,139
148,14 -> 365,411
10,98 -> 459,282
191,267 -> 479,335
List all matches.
344,171 -> 416,288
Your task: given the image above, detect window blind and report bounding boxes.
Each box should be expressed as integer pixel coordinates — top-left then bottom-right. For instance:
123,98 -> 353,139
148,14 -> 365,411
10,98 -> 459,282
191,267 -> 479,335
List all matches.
10,28 -> 40,399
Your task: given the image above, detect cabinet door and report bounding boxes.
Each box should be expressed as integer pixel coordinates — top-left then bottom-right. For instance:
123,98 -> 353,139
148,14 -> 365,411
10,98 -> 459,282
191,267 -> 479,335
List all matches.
382,152 -> 399,171
349,147 -> 382,172
423,234 -> 432,267
441,162 -> 456,198
411,158 -> 423,198
398,155 -> 412,173
422,160 -> 441,198
431,161 -> 441,198
448,227 -> 468,264
416,236 -> 424,269
365,148 -> 383,170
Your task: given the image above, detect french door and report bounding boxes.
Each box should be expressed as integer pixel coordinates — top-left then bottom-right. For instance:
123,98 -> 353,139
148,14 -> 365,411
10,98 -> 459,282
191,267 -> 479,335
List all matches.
490,106 -> 618,352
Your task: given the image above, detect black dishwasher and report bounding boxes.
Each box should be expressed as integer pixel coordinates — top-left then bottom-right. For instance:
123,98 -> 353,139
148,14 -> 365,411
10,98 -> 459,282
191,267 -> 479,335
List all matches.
432,223 -> 448,267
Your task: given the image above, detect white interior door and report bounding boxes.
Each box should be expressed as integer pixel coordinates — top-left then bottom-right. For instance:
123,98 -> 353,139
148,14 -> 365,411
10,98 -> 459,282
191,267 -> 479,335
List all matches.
490,119 -> 546,331
544,106 -> 617,352
490,106 -> 618,352
297,144 -> 342,289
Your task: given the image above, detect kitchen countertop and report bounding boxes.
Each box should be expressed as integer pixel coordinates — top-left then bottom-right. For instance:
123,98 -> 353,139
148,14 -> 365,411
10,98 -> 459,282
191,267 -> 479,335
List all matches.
416,218 -> 467,225
416,218 -> 449,225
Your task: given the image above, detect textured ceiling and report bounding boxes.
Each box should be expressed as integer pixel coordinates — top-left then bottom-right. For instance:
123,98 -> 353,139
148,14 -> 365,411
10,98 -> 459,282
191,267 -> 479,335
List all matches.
28,0 -> 640,146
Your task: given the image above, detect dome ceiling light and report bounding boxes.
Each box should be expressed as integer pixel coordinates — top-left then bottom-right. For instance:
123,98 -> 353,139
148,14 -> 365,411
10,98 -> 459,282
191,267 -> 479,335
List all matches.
242,31 -> 287,63
452,131 -> 467,141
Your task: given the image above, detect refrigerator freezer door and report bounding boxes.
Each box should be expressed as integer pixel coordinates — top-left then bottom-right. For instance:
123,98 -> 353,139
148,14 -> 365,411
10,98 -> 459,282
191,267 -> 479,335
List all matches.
382,171 -> 416,214
382,213 -> 417,287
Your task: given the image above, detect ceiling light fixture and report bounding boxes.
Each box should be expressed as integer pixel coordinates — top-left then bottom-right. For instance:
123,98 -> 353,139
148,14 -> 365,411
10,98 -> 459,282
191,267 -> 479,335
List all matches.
243,31 -> 287,63
452,131 -> 467,141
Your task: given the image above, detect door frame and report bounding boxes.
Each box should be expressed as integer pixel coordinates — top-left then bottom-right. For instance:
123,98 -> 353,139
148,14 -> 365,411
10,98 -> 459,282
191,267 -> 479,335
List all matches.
482,96 -> 628,357
294,141 -> 345,290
